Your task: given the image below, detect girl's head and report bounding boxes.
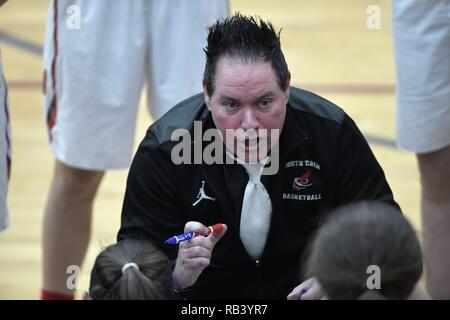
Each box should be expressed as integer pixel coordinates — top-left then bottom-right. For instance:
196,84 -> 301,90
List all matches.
89,239 -> 175,300
305,201 -> 423,300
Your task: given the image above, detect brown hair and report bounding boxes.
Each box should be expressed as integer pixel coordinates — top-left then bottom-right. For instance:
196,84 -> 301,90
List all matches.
89,239 -> 175,300
305,201 -> 422,300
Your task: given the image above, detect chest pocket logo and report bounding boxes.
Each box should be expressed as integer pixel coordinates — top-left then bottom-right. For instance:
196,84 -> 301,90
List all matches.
293,170 -> 313,191
283,160 -> 322,201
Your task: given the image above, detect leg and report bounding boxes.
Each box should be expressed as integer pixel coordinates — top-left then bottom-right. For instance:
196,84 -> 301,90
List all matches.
146,0 -> 229,119
418,144 -> 450,299
42,160 -> 104,298
41,0 -> 146,298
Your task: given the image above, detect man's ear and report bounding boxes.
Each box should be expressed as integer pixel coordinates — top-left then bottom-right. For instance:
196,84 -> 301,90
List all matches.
202,80 -> 211,110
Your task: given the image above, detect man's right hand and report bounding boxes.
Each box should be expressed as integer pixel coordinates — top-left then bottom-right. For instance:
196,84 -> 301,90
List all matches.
173,221 -> 227,290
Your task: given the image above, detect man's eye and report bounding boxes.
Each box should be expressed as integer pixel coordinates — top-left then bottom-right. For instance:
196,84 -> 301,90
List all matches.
224,102 -> 239,111
259,100 -> 272,109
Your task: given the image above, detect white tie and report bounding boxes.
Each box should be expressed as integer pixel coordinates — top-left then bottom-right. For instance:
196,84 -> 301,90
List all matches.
239,163 -> 272,260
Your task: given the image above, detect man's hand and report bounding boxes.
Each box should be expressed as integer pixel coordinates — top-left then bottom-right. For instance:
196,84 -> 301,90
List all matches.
287,277 -> 326,300
173,221 -> 227,290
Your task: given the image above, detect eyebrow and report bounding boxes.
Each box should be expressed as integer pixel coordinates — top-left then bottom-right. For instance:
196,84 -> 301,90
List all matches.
219,95 -> 238,102
219,91 -> 276,102
255,92 -> 276,101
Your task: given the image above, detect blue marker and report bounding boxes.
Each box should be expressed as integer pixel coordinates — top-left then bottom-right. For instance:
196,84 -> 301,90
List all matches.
300,288 -> 309,295
165,231 -> 197,245
164,224 -> 224,245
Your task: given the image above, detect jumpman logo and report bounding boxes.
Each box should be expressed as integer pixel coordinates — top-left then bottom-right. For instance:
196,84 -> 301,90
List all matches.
192,180 -> 216,206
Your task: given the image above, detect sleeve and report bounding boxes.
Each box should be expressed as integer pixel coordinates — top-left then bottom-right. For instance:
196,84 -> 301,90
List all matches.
117,132 -> 185,259
335,114 -> 400,209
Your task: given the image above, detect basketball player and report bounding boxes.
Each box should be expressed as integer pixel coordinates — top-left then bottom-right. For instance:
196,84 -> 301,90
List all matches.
41,0 -> 229,299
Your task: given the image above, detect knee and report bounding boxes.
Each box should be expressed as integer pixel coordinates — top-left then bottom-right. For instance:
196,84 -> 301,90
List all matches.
53,160 -> 104,200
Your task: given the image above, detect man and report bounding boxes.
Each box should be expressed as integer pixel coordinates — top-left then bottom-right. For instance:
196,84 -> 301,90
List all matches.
118,14 -> 398,299
41,0 -> 229,299
393,0 -> 450,299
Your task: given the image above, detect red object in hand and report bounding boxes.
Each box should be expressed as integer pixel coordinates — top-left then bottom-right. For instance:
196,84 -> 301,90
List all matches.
206,223 -> 224,235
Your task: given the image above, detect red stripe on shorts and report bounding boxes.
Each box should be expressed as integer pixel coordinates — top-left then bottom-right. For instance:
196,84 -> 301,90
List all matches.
47,0 -> 59,141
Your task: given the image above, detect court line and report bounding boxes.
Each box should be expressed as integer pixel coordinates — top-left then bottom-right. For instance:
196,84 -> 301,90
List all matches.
8,80 -> 397,96
5,80 -> 40,90
365,134 -> 397,149
0,31 -> 43,56
301,83 -> 395,95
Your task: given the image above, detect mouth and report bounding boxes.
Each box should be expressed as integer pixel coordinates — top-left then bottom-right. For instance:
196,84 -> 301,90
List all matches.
244,137 -> 259,149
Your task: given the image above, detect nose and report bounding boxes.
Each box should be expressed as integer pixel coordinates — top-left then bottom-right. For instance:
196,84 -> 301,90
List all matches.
241,107 -> 259,130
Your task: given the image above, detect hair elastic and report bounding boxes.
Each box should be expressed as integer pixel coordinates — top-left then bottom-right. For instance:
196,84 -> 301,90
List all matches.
121,262 -> 139,274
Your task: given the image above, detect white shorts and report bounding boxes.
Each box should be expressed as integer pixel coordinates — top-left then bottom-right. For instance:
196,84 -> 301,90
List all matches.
393,0 -> 450,153
43,0 -> 229,170
0,55 -> 11,232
